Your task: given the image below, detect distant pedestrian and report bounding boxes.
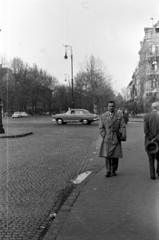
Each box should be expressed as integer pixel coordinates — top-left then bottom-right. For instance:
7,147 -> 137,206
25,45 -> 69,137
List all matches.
117,108 -> 123,117
98,101 -> 126,177
123,109 -> 129,124
144,102 -> 159,180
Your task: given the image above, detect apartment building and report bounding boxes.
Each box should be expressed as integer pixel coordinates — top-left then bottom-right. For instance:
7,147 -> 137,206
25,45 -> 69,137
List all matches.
127,20 -> 159,112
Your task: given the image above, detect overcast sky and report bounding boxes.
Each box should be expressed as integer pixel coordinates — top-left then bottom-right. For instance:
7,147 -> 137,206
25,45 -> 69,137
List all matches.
0,0 -> 159,93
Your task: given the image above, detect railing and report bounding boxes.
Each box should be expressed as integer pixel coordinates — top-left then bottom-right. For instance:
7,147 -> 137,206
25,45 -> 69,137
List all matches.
144,89 -> 159,97
146,70 -> 159,75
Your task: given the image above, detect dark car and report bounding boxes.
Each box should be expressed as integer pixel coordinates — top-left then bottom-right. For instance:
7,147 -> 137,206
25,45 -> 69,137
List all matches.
52,109 -> 99,125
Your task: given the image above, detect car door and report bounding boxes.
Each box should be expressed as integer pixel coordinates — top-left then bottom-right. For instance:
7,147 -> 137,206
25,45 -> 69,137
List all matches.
64,110 -> 75,122
74,110 -> 83,121
80,110 -> 92,121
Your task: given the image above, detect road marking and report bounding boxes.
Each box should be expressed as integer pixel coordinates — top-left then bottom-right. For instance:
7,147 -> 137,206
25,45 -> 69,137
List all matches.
44,135 -> 54,136
71,171 -> 92,184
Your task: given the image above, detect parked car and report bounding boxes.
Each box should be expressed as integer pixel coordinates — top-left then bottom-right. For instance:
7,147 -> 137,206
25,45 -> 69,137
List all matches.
20,112 -> 29,117
12,112 -> 29,118
12,112 -> 22,118
52,109 -> 99,125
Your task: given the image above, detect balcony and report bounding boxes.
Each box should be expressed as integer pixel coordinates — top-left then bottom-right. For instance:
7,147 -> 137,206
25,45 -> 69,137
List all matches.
146,70 -> 159,75
144,89 -> 159,98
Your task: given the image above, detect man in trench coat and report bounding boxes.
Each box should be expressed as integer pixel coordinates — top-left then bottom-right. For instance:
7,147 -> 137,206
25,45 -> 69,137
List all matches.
98,101 -> 126,177
144,102 -> 159,180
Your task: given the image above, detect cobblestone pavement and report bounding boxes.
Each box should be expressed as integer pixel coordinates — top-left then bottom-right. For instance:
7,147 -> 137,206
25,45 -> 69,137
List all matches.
0,118 -> 100,239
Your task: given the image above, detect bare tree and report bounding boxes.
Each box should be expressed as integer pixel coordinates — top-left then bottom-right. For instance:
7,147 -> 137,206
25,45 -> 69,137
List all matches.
75,55 -> 115,113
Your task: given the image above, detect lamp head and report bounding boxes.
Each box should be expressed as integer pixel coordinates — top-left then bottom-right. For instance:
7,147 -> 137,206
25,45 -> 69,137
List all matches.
64,53 -> 68,59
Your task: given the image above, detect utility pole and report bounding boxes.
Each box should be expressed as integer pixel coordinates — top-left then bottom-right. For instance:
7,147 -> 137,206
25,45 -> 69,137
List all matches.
64,45 -> 74,108
0,62 -> 5,133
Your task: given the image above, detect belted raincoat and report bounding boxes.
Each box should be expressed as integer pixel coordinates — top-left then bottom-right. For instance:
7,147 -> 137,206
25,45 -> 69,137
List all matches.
98,111 -> 126,158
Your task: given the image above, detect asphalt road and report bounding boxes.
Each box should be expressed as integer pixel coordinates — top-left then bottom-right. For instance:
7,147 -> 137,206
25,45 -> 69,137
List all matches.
0,116 -> 100,240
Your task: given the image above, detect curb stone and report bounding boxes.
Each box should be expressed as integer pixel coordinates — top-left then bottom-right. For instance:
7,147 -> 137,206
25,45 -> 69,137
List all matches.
35,137 -> 103,240
42,165 -> 104,240
0,132 -> 33,138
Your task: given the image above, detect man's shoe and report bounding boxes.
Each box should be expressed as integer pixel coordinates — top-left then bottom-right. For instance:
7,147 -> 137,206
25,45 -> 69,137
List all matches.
112,171 -> 117,176
105,172 -> 111,177
150,176 -> 156,180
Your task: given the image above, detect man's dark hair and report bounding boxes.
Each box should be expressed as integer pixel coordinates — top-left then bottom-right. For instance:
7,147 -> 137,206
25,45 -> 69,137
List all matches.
107,101 -> 116,106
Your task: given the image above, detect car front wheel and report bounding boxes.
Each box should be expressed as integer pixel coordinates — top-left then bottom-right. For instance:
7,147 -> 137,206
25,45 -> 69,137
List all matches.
82,119 -> 89,125
57,118 -> 63,125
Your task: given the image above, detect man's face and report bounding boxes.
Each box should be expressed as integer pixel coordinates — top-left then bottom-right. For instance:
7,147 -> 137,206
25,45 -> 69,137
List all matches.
108,103 -> 115,113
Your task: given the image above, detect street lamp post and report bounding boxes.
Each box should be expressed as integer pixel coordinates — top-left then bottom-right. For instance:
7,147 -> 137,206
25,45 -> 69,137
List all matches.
64,45 -> 74,108
0,64 -> 5,133
0,99 -> 4,134
65,74 -> 70,87
65,74 -> 71,107
0,29 -> 5,134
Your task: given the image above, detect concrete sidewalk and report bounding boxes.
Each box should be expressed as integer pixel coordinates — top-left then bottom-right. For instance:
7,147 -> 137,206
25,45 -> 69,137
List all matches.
44,134 -> 159,240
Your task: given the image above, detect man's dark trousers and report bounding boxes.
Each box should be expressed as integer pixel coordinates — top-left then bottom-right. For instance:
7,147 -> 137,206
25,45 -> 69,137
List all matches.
147,151 -> 159,176
105,158 -> 119,172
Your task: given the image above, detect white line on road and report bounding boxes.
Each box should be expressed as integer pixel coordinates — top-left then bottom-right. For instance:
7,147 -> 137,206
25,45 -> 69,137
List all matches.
71,171 -> 92,184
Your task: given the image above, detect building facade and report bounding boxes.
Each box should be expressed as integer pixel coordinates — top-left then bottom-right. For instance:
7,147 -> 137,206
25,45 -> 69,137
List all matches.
127,20 -> 159,112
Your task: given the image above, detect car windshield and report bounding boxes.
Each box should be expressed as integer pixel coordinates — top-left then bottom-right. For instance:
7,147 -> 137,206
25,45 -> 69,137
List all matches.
65,110 -> 71,115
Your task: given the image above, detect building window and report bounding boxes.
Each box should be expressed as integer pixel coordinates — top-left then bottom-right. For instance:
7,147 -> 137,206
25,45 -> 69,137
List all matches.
146,92 -> 152,97
152,45 -> 156,54
156,28 -> 159,33
151,63 -> 155,70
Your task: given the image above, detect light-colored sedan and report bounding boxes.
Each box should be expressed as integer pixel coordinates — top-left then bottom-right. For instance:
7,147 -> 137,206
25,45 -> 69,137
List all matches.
20,112 -> 29,117
52,109 -> 99,125
12,112 -> 22,118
